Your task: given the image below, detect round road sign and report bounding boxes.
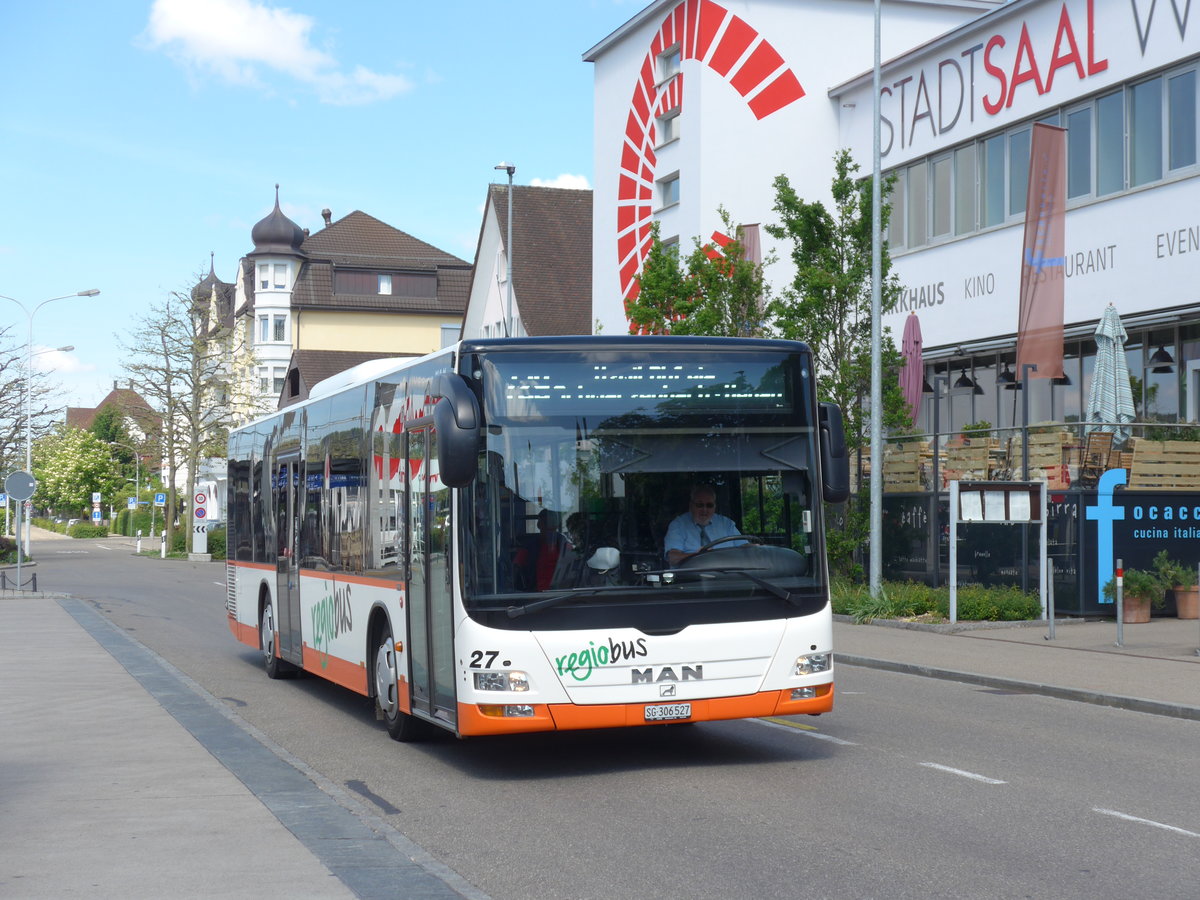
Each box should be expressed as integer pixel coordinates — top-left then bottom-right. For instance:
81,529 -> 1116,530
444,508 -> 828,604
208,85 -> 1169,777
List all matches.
5,471 -> 36,502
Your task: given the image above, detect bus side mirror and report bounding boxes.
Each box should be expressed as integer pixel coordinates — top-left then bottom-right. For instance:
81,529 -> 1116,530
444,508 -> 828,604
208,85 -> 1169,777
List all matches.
818,402 -> 850,503
432,373 -> 481,488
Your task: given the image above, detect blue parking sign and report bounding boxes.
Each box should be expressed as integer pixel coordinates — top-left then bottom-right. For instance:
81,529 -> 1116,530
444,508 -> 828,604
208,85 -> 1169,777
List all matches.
154,492 -> 166,507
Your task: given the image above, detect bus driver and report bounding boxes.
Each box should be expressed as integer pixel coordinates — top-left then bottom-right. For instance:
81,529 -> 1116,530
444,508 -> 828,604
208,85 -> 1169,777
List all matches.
664,484 -> 743,566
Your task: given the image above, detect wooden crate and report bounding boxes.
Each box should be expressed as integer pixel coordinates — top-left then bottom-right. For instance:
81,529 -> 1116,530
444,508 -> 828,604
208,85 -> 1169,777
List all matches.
942,444 -> 991,486
1128,439 -> 1200,491
1011,431 -> 1070,473
883,441 -> 928,492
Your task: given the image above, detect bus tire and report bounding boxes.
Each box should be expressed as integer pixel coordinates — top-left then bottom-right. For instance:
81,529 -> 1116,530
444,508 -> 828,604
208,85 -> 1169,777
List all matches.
261,595 -> 295,679
374,623 -> 424,742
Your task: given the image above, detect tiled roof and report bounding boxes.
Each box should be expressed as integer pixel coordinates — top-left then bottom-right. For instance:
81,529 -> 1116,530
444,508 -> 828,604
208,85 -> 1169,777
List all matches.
489,185 -> 592,336
65,387 -> 160,433
301,210 -> 467,268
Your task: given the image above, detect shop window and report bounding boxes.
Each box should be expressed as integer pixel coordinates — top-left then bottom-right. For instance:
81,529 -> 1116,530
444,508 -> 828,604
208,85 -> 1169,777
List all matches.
1067,106 -> 1093,198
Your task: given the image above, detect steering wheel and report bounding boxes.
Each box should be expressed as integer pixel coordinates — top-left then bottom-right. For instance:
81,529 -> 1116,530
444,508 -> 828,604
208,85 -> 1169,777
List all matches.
693,534 -> 762,556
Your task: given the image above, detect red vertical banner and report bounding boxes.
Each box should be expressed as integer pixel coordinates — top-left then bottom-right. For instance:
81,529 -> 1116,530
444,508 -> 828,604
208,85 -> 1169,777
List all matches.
1016,123 -> 1067,380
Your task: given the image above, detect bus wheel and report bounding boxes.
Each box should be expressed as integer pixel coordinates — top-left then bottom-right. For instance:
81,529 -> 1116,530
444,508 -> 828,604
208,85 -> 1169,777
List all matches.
261,598 -> 294,679
374,624 -> 423,742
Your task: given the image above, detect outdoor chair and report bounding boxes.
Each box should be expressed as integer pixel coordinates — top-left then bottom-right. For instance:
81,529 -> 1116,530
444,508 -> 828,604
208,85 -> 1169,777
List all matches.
1078,432 -> 1114,488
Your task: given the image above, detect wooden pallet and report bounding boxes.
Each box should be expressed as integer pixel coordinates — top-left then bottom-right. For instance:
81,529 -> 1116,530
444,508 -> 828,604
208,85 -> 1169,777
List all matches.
883,441 -> 929,492
1128,439 -> 1200,491
942,444 -> 991,486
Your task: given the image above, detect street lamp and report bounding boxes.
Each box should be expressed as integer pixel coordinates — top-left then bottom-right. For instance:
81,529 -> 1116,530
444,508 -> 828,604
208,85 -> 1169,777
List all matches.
107,441 -> 140,537
494,161 -> 516,336
927,373 -> 949,588
0,288 -> 100,557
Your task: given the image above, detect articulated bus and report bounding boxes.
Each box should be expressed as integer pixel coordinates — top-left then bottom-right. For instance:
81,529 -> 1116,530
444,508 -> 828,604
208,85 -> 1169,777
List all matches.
226,336 -> 849,740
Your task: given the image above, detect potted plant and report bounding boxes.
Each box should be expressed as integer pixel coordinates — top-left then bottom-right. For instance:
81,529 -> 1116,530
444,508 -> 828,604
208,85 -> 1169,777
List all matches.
1102,566 -> 1166,624
1151,550 -> 1199,620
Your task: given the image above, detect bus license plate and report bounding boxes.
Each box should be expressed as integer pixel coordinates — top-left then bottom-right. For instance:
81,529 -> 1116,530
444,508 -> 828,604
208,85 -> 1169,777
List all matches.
645,702 -> 691,721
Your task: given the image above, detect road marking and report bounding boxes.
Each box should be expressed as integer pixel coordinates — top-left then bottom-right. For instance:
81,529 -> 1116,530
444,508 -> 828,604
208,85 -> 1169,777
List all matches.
55,550 -> 90,555
1094,808 -> 1200,838
920,762 -> 1006,784
756,717 -> 857,745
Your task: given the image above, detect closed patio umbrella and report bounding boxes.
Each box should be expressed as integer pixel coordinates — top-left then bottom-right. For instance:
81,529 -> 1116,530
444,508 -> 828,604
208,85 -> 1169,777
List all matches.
1086,303 -> 1135,443
899,313 -> 924,427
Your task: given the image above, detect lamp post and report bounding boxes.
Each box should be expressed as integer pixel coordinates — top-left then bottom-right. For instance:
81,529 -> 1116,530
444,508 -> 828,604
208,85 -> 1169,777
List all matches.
0,288 -> 100,557
1020,362 -> 1038,595
108,441 -> 140,537
494,162 -> 516,336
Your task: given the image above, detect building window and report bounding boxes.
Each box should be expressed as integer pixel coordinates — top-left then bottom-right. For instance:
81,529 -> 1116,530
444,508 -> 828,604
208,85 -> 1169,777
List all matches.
441,324 -> 460,348
1130,76 -> 1164,187
1066,106 -> 1093,198
379,274 -> 392,295
272,315 -> 286,342
659,173 -> 680,209
273,368 -> 286,394
1008,127 -> 1031,216
258,315 -> 269,342
889,168 -> 906,248
258,367 -> 269,393
979,133 -> 1006,228
657,110 -> 679,145
953,145 -> 976,235
1096,89 -> 1125,196
258,264 -> 269,290
658,46 -> 681,83
905,161 -> 927,247
1169,70 -> 1196,170
931,154 -> 952,239
273,263 -> 288,290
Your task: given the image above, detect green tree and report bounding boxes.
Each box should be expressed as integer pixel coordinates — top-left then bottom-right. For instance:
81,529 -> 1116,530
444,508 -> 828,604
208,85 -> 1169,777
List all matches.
627,208 -> 769,337
766,151 -> 911,579
766,150 -> 910,450
0,324 -> 65,472
32,426 -> 123,516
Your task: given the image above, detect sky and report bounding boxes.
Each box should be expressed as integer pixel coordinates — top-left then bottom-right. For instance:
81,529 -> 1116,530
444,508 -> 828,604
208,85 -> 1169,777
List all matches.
0,0 -> 642,410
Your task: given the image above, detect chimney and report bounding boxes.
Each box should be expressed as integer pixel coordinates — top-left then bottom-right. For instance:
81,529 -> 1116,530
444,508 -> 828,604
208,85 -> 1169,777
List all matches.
321,208 -> 332,227
113,379 -> 118,390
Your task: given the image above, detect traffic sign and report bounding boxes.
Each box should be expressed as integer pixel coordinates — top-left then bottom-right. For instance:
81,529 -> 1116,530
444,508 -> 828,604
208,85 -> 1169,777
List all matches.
127,497 -> 137,510
195,506 -> 207,519
5,471 -> 36,502
193,491 -> 209,554
0,493 -> 6,504
92,491 -> 102,504
194,491 -> 208,506
91,509 -> 102,522
154,492 -> 166,507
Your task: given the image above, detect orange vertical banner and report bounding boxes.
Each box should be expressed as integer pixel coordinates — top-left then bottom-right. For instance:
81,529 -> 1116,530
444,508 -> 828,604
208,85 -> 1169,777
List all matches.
1016,123 -> 1067,380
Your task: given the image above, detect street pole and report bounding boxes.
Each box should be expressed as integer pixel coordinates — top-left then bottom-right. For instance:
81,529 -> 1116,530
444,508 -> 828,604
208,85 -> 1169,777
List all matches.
930,374 -> 948,588
494,162 -> 516,336
868,0 -> 883,599
1021,363 -> 1038,594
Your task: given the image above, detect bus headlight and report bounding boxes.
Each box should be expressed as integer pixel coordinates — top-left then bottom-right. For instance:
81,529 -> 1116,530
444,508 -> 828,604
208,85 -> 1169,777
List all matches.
793,652 -> 831,676
473,671 -> 530,692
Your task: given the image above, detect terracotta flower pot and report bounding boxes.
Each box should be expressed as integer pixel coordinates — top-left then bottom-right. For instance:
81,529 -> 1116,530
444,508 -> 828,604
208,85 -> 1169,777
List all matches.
1122,594 -> 1151,624
1173,586 -> 1200,620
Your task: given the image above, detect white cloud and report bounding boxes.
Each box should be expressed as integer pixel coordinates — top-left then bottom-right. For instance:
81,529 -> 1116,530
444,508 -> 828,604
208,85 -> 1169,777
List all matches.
35,347 -> 92,375
143,0 -> 412,105
530,174 -> 591,190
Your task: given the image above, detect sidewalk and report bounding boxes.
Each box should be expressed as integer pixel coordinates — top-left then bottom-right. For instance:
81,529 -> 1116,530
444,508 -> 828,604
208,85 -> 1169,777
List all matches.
0,593 -> 482,900
835,614 -> 1200,720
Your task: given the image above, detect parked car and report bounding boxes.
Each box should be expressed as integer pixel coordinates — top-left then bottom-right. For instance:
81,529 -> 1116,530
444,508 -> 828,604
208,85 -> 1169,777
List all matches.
67,518 -> 81,527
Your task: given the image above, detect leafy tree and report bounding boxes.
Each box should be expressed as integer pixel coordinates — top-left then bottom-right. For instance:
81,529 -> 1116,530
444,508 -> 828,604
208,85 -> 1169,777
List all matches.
32,426 -> 123,515
766,151 -> 912,579
627,208 -> 770,337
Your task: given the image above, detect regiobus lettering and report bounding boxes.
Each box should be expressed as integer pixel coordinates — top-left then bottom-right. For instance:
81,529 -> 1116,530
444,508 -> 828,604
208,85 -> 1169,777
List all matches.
225,336 -> 848,741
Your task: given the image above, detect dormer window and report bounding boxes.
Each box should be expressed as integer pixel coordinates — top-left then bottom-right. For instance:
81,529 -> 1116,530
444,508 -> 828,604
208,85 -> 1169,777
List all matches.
379,274 -> 392,295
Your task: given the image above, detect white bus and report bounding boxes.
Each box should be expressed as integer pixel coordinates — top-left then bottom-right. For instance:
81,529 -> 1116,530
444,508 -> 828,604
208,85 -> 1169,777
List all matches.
226,336 -> 849,740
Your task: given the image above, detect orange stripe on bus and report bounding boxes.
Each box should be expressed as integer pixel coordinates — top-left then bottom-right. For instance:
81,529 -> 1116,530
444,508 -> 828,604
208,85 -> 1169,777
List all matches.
297,570 -> 405,589
455,685 -> 834,736
301,644 -> 369,695
228,613 -> 259,648
228,560 -> 275,572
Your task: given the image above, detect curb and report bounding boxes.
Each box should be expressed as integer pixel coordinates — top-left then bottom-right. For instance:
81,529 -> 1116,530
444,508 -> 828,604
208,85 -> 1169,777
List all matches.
836,653 -> 1200,722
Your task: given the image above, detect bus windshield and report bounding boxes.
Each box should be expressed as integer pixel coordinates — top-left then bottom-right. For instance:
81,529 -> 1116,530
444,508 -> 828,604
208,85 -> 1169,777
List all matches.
460,348 -> 827,632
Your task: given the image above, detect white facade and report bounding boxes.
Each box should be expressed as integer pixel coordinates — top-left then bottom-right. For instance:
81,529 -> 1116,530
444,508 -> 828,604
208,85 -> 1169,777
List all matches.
586,0 -> 1002,335
244,256 -> 295,399
462,192 -> 525,339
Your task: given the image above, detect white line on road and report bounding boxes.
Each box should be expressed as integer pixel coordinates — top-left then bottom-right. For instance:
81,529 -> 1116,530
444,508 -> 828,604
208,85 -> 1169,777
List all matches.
920,762 -> 1006,784
1093,808 -> 1200,838
755,717 -> 857,745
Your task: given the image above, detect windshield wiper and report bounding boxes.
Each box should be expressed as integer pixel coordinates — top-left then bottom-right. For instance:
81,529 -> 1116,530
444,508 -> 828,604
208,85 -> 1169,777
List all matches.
505,586 -> 618,619
653,565 -> 801,605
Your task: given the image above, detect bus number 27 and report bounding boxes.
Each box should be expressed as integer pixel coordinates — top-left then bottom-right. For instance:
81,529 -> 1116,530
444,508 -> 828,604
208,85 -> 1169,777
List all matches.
469,650 -> 500,668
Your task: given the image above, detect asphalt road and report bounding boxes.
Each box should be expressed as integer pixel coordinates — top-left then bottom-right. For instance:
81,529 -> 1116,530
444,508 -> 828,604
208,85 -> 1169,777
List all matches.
36,536 -> 1200,900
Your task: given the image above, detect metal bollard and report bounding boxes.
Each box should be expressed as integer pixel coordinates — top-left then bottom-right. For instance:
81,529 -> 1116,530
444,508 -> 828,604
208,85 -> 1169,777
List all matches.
1115,557 -> 1124,648
136,529 -> 142,554
160,529 -> 167,559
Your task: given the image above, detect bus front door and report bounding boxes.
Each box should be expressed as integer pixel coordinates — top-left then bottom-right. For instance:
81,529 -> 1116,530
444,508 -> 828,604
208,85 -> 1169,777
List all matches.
406,427 -> 456,726
274,455 -> 303,666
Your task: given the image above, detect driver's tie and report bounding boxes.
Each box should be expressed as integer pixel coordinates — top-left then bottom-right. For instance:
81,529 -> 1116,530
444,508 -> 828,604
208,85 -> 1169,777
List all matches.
700,525 -> 710,545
